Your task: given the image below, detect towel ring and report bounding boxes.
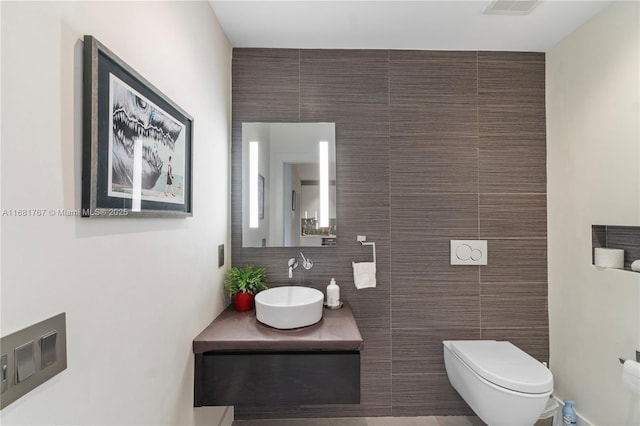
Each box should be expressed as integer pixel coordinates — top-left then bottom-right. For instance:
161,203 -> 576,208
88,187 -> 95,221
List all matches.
357,235 -> 376,264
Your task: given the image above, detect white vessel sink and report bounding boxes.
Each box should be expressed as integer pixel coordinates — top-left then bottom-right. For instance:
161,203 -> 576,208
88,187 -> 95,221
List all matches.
255,286 -> 324,329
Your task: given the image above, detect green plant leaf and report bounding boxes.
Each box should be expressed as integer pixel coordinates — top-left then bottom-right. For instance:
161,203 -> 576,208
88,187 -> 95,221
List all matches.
223,264 -> 268,295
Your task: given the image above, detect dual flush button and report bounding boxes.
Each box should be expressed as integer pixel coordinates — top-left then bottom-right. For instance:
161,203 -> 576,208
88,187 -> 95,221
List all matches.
450,240 -> 488,265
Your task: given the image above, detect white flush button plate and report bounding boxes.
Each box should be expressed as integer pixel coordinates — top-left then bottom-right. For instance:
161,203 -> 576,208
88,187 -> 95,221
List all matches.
450,240 -> 487,265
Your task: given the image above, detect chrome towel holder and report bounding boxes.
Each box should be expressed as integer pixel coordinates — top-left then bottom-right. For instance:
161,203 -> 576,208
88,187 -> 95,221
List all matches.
357,235 -> 376,264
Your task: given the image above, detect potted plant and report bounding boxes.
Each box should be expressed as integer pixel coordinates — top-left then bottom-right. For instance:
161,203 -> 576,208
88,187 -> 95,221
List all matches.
224,264 -> 268,312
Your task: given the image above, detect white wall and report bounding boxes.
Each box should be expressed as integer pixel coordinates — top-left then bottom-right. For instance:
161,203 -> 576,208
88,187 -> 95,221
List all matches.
0,2 -> 232,425
547,2 -> 640,425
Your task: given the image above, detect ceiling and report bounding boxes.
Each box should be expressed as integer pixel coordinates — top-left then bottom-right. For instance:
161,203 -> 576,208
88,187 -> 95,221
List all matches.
209,1 -> 612,52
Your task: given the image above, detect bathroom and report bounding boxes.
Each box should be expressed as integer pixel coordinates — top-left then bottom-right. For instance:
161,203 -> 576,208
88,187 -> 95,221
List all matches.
0,1 -> 638,426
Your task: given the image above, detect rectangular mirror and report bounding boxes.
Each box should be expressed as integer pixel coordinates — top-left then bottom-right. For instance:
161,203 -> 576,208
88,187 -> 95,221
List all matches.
242,123 -> 336,248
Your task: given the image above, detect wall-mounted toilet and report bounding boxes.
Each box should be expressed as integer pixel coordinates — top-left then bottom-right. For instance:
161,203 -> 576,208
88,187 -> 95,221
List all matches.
443,340 -> 553,426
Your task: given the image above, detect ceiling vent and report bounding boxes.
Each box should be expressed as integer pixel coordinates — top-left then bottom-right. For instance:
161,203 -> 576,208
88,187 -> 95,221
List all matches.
483,0 -> 541,15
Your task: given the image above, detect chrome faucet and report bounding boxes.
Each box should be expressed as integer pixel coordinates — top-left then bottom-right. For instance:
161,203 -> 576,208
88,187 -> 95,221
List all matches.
288,252 -> 313,279
288,257 -> 298,279
300,252 -> 313,270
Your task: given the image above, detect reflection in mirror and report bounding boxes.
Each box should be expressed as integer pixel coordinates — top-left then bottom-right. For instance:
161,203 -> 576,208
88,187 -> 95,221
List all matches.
242,123 -> 336,248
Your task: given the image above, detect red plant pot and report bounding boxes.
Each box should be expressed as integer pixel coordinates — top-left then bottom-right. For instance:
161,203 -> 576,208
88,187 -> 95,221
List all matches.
234,292 -> 255,312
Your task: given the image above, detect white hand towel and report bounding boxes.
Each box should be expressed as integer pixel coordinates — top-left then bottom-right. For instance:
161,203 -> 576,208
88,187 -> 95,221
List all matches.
352,261 -> 376,289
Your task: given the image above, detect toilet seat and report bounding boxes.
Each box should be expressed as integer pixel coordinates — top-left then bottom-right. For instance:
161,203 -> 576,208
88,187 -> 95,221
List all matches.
449,340 -> 553,394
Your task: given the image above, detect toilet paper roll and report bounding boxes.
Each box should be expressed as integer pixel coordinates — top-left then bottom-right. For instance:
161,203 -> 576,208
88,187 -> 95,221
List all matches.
594,248 -> 624,269
623,359 -> 640,394
631,259 -> 640,272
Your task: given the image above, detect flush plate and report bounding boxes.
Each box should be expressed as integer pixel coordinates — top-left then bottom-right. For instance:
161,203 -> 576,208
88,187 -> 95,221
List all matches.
450,240 -> 488,265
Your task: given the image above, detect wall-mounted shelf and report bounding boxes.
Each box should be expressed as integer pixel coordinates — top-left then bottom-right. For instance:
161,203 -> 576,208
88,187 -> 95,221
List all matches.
592,225 -> 640,273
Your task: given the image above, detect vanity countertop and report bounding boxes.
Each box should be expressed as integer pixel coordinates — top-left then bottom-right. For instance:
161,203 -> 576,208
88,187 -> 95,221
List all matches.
193,302 -> 363,353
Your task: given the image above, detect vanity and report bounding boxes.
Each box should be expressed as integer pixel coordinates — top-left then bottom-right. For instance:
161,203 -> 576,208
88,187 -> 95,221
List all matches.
192,303 -> 363,407
196,120 -> 361,407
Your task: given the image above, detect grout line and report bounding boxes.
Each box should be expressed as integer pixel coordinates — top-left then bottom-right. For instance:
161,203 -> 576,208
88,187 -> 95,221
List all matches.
476,50 -> 481,239
387,47 -> 393,407
387,192 -> 547,196
391,372 -> 452,377
476,51 -> 482,339
480,236 -> 548,240
298,49 -> 301,122
477,192 -> 548,195
389,326 -> 547,331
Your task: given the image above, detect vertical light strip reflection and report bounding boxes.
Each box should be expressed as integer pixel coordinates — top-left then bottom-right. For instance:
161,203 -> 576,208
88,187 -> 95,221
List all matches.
319,140 -> 329,228
249,141 -> 259,228
131,139 -> 142,212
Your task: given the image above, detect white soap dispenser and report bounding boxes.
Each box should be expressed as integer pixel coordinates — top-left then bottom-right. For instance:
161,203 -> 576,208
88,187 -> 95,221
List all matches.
326,277 -> 340,308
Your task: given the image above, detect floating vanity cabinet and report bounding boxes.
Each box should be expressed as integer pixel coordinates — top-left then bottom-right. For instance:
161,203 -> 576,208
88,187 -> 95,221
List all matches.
193,303 -> 363,407
195,350 -> 360,406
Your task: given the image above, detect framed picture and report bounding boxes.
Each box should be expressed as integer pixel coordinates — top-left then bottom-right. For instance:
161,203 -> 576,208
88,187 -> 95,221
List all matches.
82,35 -> 193,218
258,174 -> 265,220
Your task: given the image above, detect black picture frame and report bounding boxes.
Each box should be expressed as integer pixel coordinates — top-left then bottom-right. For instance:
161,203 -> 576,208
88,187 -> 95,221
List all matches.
82,35 -> 193,218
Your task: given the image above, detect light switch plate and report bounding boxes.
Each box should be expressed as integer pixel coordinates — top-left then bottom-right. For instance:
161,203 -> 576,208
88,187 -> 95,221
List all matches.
40,331 -> 57,369
0,313 -> 66,410
450,240 -> 488,265
1,354 -> 8,393
218,244 -> 224,268
15,341 -> 35,383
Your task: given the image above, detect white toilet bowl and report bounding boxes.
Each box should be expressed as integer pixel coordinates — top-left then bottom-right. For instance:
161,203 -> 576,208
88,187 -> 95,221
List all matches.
443,340 -> 553,426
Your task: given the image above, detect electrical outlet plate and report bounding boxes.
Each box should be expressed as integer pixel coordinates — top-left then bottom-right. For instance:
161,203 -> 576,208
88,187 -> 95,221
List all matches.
450,240 -> 488,265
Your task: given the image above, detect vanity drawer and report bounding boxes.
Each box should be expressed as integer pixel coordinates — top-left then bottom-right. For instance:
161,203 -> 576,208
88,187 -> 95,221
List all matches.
194,350 -> 360,406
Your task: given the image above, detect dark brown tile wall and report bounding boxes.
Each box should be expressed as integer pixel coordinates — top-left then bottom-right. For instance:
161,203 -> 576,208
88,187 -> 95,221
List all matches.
231,49 -> 548,419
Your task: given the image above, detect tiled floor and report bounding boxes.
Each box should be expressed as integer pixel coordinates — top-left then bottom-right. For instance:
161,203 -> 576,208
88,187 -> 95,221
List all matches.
233,416 -> 486,426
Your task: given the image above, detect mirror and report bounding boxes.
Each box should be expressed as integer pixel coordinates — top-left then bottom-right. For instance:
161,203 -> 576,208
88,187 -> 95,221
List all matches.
242,122 -> 336,248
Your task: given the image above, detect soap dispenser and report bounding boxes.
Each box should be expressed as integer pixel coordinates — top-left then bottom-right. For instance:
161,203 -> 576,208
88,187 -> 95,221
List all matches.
326,277 -> 340,308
